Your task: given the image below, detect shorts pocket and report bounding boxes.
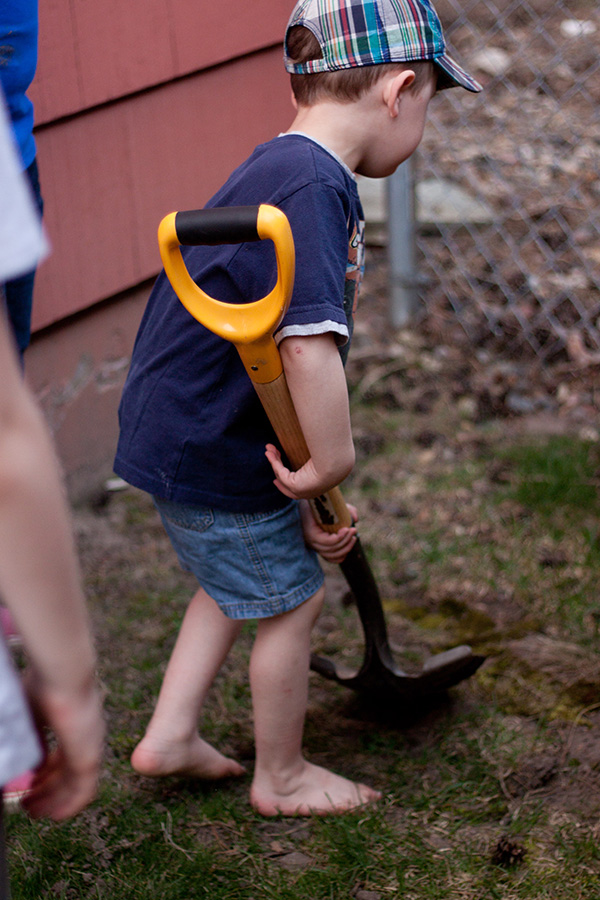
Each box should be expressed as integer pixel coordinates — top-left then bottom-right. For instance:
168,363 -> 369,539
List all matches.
153,497 -> 214,533
236,501 -> 297,528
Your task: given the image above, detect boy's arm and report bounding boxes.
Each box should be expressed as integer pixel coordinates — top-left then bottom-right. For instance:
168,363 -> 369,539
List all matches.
0,316 -> 104,820
265,332 -> 355,500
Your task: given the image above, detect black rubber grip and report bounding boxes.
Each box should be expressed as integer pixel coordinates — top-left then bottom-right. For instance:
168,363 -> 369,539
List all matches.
175,206 -> 261,246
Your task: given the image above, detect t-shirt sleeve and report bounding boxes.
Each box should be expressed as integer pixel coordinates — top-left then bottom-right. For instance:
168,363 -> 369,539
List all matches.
274,181 -> 351,346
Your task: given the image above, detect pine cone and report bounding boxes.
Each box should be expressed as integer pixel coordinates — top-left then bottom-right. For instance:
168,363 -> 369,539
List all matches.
491,834 -> 526,867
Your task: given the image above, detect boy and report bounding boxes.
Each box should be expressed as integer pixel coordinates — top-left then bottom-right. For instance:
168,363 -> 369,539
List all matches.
114,0 -> 481,816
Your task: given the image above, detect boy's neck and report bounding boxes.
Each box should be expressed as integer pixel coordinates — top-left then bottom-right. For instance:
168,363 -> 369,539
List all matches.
286,101 -> 373,174
286,68 -> 436,180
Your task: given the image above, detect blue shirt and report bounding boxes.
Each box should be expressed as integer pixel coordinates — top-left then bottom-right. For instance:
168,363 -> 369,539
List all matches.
115,134 -> 364,512
0,0 -> 38,168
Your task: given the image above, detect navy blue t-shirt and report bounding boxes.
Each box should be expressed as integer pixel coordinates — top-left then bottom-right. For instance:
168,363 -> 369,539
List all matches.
114,134 -> 365,512
0,0 -> 38,168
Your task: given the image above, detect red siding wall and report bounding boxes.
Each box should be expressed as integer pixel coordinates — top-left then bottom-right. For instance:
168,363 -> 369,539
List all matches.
30,0 -> 292,330
26,1 -> 295,498
33,0 -> 289,123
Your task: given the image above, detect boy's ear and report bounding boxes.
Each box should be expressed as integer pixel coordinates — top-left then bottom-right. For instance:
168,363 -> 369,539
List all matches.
290,89 -> 299,111
383,70 -> 416,118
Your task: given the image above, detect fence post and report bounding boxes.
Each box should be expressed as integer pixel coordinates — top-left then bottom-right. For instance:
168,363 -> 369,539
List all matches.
386,156 -> 419,328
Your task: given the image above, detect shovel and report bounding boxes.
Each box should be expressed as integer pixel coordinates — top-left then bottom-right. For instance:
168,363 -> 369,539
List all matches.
158,204 -> 485,698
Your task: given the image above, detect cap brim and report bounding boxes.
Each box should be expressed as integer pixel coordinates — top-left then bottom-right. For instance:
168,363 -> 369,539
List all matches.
435,53 -> 482,92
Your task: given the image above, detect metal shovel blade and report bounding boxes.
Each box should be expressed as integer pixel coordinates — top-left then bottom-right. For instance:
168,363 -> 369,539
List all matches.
310,537 -> 485,697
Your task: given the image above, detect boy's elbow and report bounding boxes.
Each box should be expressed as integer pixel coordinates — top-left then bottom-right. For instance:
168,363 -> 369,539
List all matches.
344,444 -> 356,479
332,444 -> 355,486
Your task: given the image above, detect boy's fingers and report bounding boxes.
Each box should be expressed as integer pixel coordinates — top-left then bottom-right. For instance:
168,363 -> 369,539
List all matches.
346,503 -> 359,524
323,526 -> 356,543
319,535 -> 357,563
312,527 -> 357,562
266,447 -> 295,486
272,479 -> 296,500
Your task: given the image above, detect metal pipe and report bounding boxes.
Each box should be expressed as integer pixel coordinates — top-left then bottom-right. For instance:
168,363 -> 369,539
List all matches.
386,157 -> 420,328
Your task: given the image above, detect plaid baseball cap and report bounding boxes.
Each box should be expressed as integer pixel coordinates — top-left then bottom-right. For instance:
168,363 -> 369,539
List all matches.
284,0 -> 482,92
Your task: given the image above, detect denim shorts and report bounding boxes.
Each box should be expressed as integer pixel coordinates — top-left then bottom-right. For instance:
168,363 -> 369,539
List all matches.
153,497 -> 324,620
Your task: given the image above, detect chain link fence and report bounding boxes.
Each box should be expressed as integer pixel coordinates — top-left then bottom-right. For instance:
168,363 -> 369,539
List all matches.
397,0 -> 600,365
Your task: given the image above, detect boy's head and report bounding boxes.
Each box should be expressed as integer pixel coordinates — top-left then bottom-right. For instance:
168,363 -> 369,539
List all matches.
284,0 -> 481,105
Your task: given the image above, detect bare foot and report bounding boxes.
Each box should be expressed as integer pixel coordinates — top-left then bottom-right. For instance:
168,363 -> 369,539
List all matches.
131,733 -> 245,781
250,760 -> 381,816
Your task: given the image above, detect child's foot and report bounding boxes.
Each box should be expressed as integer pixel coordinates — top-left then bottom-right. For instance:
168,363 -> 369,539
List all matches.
250,760 -> 381,816
131,733 -> 245,781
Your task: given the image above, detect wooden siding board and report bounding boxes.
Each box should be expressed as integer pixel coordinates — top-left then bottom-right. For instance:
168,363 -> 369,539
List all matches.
32,47 -> 292,331
32,0 -> 289,124
32,0 -> 81,121
35,105 -> 139,325
169,0 -> 289,75
70,0 -> 177,111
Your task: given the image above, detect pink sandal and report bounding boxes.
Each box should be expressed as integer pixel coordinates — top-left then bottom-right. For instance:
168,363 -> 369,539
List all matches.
3,770 -> 33,811
0,606 -> 22,649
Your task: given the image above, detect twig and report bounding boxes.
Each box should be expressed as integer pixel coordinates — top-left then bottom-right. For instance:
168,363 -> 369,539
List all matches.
161,811 -> 194,860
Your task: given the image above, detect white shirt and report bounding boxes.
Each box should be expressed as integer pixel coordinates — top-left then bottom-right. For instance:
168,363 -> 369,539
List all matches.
0,90 -> 48,283
0,87 -> 45,784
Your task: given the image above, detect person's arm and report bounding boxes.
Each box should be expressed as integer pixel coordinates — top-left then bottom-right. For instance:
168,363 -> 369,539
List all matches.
265,332 -> 355,500
0,315 -> 104,820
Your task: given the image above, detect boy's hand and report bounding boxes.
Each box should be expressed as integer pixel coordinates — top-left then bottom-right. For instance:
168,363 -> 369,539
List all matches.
266,443 -> 344,500
300,499 -> 358,564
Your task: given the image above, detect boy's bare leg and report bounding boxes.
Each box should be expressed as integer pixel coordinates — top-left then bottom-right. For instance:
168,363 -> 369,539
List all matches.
249,587 -> 381,815
131,586 -> 246,780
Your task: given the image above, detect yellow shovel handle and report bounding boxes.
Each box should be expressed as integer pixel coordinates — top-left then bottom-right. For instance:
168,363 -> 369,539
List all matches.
158,204 -> 353,532
158,204 -> 294,384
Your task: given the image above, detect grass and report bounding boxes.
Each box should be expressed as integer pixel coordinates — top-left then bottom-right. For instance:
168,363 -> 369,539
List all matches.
498,436 -> 600,518
6,404 -> 600,896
